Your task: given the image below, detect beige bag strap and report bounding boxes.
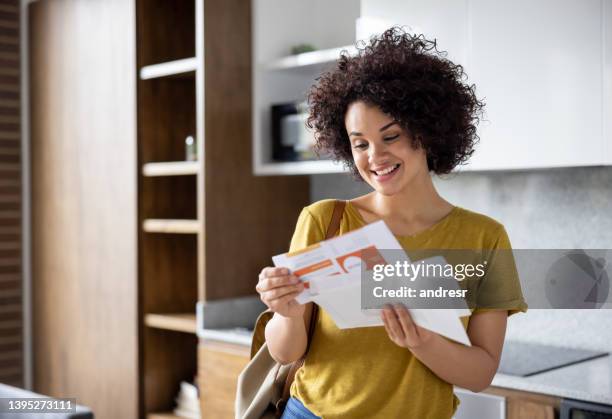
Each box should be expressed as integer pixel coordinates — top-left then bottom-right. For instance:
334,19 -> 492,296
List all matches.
277,200 -> 346,412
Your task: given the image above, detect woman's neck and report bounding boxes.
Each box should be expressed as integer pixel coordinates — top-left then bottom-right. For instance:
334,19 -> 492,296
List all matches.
371,175 -> 450,221
351,174 -> 453,237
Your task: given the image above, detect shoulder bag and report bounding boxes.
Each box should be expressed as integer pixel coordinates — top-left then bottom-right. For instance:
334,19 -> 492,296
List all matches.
234,200 -> 345,419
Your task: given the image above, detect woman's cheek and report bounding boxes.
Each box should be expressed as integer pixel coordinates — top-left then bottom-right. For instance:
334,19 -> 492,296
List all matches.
353,151 -> 367,169
354,155 -> 370,180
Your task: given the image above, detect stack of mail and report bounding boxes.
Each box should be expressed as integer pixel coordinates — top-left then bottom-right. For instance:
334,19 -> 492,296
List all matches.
273,220 -> 472,346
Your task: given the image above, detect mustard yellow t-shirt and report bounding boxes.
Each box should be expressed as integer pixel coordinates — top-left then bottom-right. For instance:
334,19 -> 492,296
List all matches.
288,199 -> 527,419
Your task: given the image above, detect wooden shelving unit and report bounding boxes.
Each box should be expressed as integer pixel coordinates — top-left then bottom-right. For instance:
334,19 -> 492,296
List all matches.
137,0 -> 200,416
137,0 -> 310,417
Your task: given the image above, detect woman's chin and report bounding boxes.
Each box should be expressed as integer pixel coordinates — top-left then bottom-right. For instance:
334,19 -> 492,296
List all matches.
372,184 -> 402,196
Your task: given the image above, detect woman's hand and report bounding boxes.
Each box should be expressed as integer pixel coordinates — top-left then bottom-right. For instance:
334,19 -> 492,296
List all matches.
256,267 -> 305,318
381,304 -> 435,349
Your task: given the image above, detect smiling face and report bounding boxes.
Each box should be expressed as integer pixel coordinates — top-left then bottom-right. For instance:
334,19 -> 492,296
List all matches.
345,101 -> 429,196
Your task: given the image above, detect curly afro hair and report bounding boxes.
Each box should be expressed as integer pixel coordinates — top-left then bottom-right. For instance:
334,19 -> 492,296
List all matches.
307,27 -> 485,177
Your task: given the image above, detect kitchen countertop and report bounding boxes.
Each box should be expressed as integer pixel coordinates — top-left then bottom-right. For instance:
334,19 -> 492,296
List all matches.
197,327 -> 612,406
492,354 -> 612,405
198,327 -> 253,347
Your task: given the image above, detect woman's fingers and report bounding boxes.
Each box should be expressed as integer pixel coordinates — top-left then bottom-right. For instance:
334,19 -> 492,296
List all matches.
381,309 -> 395,340
382,304 -> 422,347
265,274 -> 299,290
255,267 -> 307,317
256,276 -> 300,294
256,270 -> 299,293
259,266 -> 290,281
259,284 -> 304,309
261,283 -> 303,300
382,304 -> 434,348
394,304 -> 415,332
394,304 -> 420,342
382,305 -> 405,342
268,290 -> 303,310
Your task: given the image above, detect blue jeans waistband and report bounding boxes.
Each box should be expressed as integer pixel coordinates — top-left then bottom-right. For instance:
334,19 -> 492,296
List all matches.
280,396 -> 321,419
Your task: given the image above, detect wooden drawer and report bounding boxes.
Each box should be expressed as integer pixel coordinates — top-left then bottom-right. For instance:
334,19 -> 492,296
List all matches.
486,386 -> 560,419
199,340 -> 250,419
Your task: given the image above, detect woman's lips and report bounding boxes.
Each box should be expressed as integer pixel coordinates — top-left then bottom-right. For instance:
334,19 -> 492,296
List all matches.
371,163 -> 400,182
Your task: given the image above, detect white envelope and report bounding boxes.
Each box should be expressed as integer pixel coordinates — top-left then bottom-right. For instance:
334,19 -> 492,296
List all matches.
307,272 -> 472,346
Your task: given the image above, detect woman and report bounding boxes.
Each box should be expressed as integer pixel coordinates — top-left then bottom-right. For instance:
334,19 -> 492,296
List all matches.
255,28 -> 526,419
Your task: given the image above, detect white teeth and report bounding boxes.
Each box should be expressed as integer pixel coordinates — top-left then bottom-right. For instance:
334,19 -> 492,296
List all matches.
375,164 -> 398,176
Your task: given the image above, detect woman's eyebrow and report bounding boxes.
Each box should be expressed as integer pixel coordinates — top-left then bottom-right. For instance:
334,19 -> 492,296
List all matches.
349,121 -> 397,137
379,121 -> 398,132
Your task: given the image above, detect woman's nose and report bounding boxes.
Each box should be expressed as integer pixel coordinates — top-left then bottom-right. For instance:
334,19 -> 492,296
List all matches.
368,141 -> 388,161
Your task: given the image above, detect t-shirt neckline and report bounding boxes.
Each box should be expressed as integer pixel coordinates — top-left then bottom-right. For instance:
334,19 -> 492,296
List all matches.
345,200 -> 460,240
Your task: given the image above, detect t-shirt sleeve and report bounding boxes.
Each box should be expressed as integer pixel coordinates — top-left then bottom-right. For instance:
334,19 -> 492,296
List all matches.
474,225 -> 528,316
288,207 -> 326,253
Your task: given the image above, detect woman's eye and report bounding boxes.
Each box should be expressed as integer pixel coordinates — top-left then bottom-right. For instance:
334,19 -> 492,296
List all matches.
353,143 -> 368,149
383,134 -> 400,142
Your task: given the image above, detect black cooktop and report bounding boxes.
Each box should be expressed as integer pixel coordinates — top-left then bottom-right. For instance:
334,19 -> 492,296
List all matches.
498,341 -> 609,377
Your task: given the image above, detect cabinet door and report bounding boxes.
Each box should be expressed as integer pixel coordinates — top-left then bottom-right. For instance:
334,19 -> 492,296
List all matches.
360,0 -> 469,66
454,388 -> 505,419
467,0 -> 604,170
198,341 -> 250,419
29,0 -> 138,418
507,399 -> 554,419
605,0 -> 612,165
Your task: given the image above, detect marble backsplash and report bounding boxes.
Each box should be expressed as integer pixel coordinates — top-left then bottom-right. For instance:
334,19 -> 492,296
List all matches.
310,166 -> 612,351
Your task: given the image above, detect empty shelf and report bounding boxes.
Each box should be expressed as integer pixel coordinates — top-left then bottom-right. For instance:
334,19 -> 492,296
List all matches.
142,219 -> 200,234
147,413 -> 184,419
145,313 -> 197,334
140,57 -> 197,80
142,161 -> 199,177
267,45 -> 357,70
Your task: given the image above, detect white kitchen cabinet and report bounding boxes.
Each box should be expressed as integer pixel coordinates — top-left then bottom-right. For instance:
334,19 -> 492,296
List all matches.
360,0 -> 468,65
360,0 -> 610,171
253,0 -> 610,174
454,388 -> 506,419
467,0 -> 605,170
605,0 -> 612,166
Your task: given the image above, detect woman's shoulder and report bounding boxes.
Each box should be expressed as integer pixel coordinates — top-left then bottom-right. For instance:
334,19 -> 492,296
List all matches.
298,199 -> 350,234
453,207 -> 509,242
454,207 -> 503,229
290,200 -> 341,250
303,199 -> 342,221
